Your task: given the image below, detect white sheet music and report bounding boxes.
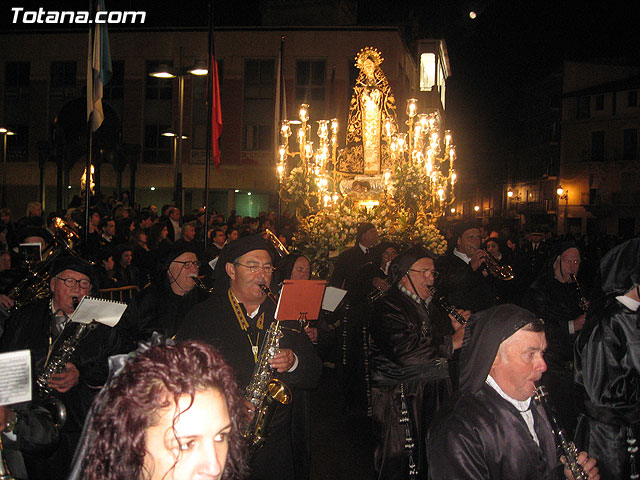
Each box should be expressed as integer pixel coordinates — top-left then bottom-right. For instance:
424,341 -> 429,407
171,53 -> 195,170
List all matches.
322,286 -> 347,312
0,349 -> 32,406
70,296 -> 127,327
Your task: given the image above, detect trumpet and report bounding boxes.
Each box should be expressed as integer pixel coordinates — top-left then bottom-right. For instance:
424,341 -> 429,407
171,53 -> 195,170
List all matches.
473,247 -> 514,281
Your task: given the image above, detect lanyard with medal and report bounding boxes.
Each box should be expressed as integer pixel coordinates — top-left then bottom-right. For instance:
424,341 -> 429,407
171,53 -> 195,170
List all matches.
228,289 -> 264,362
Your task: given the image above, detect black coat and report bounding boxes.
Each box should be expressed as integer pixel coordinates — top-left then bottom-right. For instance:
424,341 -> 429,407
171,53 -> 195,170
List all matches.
521,271 -> 584,368
0,298 -> 117,479
574,297 -> 640,479
427,383 -> 561,480
329,245 -> 370,293
369,289 -> 453,479
176,290 -> 323,480
435,251 -> 497,313
117,278 -> 208,349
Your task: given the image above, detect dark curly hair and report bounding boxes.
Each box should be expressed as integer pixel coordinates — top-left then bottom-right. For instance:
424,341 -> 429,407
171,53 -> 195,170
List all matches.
80,341 -> 249,479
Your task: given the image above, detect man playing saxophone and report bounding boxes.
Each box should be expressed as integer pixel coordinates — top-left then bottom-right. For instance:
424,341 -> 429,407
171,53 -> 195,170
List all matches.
176,234 -> 322,480
0,255 -> 117,480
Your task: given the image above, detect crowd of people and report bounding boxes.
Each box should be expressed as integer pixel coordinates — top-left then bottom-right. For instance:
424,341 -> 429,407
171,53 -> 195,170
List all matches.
0,195 -> 638,480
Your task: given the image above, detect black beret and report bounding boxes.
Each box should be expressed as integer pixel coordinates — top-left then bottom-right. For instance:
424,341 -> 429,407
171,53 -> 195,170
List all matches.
452,220 -> 480,240
356,222 -> 376,242
212,234 -> 274,290
388,245 -> 432,285
16,226 -> 53,246
49,254 -> 94,282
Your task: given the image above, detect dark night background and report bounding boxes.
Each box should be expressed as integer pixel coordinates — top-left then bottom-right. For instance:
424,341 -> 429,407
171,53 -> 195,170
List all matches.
4,0 -> 640,179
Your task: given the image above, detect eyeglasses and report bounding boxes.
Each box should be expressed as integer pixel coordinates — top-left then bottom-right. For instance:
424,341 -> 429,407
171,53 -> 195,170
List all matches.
408,269 -> 439,278
172,260 -> 201,269
56,277 -> 92,289
234,262 -> 276,274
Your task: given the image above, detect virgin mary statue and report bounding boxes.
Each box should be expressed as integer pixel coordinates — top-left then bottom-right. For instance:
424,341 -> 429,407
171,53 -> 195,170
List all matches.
337,47 -> 398,175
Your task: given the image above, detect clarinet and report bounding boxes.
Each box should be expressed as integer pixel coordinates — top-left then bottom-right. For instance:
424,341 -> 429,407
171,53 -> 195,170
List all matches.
570,274 -> 588,314
534,385 -> 588,480
434,293 -> 467,325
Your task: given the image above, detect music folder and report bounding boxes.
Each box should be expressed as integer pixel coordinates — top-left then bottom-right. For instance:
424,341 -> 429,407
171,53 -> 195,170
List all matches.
275,280 -> 326,321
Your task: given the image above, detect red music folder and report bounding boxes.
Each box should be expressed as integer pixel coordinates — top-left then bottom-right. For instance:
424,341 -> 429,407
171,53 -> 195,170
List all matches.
275,280 -> 327,321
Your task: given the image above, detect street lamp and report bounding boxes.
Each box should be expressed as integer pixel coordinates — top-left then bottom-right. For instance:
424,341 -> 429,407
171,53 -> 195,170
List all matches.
556,185 -> 569,234
556,185 -> 568,200
149,60 -> 207,211
0,127 -> 16,208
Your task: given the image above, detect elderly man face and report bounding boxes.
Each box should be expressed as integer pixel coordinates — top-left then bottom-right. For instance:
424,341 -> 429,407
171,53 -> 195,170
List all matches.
490,327 -> 547,401
50,268 -> 92,315
226,249 -> 273,308
168,252 -> 199,295
399,257 -> 436,301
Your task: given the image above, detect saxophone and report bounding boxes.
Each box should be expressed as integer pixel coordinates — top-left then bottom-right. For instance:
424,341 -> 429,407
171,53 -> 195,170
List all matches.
243,285 -> 292,452
534,385 -> 588,480
36,298 -> 97,428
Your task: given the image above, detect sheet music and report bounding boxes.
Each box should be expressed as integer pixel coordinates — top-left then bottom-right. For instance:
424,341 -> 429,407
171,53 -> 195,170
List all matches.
0,349 -> 32,406
70,296 -> 127,327
322,286 -> 347,312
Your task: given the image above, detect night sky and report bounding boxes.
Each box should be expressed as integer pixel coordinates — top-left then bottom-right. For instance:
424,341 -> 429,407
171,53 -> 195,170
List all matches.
4,0 -> 640,179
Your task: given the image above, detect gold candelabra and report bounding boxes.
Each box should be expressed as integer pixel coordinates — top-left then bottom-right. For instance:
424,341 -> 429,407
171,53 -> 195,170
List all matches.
387,98 -> 457,217
277,104 -> 340,209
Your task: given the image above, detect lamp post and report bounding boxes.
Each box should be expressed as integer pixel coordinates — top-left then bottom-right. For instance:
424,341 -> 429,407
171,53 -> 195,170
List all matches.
0,127 -> 16,208
149,60 -> 207,212
556,185 -> 568,234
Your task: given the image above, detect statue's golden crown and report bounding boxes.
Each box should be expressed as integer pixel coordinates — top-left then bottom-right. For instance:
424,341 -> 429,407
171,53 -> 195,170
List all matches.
355,47 -> 384,69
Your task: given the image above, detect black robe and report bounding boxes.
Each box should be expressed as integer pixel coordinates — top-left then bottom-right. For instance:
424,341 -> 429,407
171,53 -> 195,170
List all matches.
574,297 -> 640,480
369,288 -> 453,479
0,298 -> 117,480
117,278 -> 208,349
176,290 -> 323,480
427,383 -> 561,480
521,269 -> 586,436
435,251 -> 497,313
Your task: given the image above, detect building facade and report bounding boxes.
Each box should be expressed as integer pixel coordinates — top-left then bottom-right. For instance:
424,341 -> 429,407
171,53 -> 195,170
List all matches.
0,27 -> 449,217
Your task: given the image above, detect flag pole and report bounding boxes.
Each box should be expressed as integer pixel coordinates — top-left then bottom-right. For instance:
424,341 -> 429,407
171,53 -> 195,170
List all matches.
85,0 -> 95,244
276,36 -> 285,225
203,0 -> 214,247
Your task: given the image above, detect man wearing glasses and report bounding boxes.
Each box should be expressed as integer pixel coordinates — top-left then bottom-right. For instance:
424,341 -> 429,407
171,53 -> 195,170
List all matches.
119,245 -> 209,347
177,234 -> 322,480
368,245 -> 466,480
0,255 -> 117,479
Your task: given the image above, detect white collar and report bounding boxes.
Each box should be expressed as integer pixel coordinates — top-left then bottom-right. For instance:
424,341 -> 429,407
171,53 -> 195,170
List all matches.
453,248 -> 471,264
359,243 -> 369,254
486,375 -> 531,412
617,295 -> 640,311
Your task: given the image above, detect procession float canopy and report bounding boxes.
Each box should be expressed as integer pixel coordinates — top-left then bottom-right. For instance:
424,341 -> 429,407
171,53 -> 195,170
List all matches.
277,47 -> 457,276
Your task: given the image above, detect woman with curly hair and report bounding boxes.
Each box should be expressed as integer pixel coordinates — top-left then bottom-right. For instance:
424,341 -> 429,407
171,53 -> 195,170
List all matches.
75,339 -> 248,480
